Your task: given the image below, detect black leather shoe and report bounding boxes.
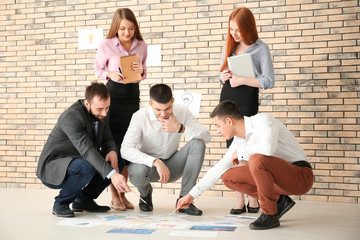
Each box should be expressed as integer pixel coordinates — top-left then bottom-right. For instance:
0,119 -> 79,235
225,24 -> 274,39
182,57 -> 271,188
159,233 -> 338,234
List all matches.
52,203 -> 74,217
139,186 -> 153,212
247,200 -> 260,213
249,213 -> 280,230
230,205 -> 246,215
177,198 -> 202,216
72,199 -> 110,212
277,195 -> 295,219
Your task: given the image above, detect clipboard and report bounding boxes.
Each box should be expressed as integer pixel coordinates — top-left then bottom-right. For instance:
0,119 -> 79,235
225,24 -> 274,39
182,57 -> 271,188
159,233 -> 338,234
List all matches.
120,54 -> 142,84
227,53 -> 255,78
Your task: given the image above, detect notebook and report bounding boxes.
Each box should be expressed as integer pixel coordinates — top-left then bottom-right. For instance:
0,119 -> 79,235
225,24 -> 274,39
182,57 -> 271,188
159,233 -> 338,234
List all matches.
120,54 -> 142,84
227,53 -> 255,78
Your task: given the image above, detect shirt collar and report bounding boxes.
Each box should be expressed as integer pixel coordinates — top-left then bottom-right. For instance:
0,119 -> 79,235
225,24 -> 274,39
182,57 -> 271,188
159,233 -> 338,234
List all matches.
244,116 -> 254,140
112,37 -> 140,51
254,38 -> 261,46
148,106 -> 157,121
231,38 -> 261,55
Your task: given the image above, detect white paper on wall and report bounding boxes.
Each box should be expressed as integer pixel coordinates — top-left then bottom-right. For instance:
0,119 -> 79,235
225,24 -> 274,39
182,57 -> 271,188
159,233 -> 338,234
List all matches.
174,90 -> 202,115
78,28 -> 103,50
146,44 -> 162,66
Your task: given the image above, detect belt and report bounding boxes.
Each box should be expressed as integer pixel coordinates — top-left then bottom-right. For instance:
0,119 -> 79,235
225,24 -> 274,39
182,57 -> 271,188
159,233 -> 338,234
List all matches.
292,160 -> 312,169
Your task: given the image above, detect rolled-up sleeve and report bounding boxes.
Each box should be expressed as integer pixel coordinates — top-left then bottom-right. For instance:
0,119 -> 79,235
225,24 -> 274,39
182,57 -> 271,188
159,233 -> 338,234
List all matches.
257,44 -> 274,90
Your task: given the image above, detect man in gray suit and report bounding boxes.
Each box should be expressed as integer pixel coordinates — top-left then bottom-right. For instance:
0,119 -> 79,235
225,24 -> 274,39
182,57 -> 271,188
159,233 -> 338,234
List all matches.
37,82 -> 130,217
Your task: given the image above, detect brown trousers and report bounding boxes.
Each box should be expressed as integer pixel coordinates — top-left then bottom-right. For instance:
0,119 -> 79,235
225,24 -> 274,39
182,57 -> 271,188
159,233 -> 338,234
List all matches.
222,154 -> 314,215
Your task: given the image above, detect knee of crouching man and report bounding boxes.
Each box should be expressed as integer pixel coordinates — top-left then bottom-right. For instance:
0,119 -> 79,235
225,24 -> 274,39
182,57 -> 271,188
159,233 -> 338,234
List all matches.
248,153 -> 268,170
190,138 -> 206,152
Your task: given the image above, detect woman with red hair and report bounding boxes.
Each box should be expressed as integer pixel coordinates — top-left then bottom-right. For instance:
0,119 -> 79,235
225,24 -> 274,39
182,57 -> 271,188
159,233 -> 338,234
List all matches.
219,7 -> 275,215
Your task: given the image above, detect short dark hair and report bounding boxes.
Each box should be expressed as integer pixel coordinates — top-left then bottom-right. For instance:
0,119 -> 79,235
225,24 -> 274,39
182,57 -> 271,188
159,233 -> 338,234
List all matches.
149,84 -> 173,104
210,100 -> 244,120
85,81 -> 110,103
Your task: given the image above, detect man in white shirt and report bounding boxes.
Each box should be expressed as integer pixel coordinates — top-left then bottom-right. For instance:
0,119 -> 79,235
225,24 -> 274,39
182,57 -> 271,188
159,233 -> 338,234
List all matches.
177,100 -> 313,229
121,84 -> 211,215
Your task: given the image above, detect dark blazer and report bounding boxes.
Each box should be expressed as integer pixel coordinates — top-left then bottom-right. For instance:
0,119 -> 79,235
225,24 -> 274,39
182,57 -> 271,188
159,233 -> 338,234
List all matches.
36,100 -> 116,185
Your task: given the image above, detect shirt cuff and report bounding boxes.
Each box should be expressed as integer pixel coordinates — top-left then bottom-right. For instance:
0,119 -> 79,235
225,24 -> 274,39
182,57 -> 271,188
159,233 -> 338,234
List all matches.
189,186 -> 202,199
102,71 -> 109,80
147,156 -> 158,167
237,151 -> 250,160
106,169 -> 117,179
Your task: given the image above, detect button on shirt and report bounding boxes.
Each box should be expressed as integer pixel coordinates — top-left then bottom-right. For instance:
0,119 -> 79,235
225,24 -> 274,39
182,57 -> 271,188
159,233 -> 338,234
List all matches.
189,113 -> 308,199
121,104 -> 211,167
94,37 -> 148,83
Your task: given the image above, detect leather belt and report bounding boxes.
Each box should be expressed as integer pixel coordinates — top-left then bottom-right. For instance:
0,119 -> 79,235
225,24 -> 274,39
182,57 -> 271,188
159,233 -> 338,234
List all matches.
292,160 -> 312,169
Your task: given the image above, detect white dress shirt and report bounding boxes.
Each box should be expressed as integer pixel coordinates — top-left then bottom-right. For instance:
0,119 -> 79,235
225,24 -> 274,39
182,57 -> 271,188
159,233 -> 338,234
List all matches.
189,113 -> 308,199
121,104 -> 211,167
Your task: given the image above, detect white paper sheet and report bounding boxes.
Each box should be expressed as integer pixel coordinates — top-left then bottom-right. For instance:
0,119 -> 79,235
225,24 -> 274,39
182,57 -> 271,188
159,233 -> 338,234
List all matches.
104,217 -> 150,228
143,221 -> 190,229
78,28 -> 103,50
174,90 -> 202,115
146,44 -> 161,66
168,231 -> 217,237
217,215 -> 256,225
56,218 -> 105,228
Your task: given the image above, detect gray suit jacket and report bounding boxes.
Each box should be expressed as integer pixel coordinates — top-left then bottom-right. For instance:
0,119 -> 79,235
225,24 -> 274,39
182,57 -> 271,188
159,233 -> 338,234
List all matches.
36,100 -> 116,185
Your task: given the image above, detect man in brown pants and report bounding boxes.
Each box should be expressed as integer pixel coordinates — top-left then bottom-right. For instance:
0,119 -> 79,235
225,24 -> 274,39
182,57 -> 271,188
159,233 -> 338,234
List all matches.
177,100 -> 314,230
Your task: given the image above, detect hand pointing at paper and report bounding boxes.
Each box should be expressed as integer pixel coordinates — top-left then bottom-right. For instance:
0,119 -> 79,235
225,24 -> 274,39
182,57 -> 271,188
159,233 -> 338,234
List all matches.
176,194 -> 194,211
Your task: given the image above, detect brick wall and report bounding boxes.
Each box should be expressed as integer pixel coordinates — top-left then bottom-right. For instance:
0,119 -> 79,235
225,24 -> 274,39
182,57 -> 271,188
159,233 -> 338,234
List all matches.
0,0 -> 359,203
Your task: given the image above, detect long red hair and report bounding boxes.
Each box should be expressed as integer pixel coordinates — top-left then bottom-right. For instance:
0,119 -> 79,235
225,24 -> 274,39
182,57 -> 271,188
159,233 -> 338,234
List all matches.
221,7 -> 258,71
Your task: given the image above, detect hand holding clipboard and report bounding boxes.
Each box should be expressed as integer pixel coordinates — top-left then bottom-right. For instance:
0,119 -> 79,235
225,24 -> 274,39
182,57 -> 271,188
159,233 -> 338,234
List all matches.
119,54 -> 142,84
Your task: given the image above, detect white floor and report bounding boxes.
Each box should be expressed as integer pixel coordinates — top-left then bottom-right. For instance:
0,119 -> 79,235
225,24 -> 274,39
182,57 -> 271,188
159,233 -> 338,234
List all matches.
0,188 -> 359,240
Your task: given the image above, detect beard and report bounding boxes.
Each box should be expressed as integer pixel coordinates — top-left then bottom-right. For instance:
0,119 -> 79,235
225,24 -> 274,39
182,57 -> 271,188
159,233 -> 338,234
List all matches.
88,106 -> 104,122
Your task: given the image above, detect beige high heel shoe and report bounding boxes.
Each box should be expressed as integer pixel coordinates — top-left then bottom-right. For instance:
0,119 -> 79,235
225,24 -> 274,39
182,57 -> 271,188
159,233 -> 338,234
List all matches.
109,201 -> 126,211
120,197 -> 134,209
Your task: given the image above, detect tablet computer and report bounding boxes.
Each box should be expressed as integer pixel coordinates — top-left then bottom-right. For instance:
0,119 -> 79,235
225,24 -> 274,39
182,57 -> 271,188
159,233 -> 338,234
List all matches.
227,53 -> 255,78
